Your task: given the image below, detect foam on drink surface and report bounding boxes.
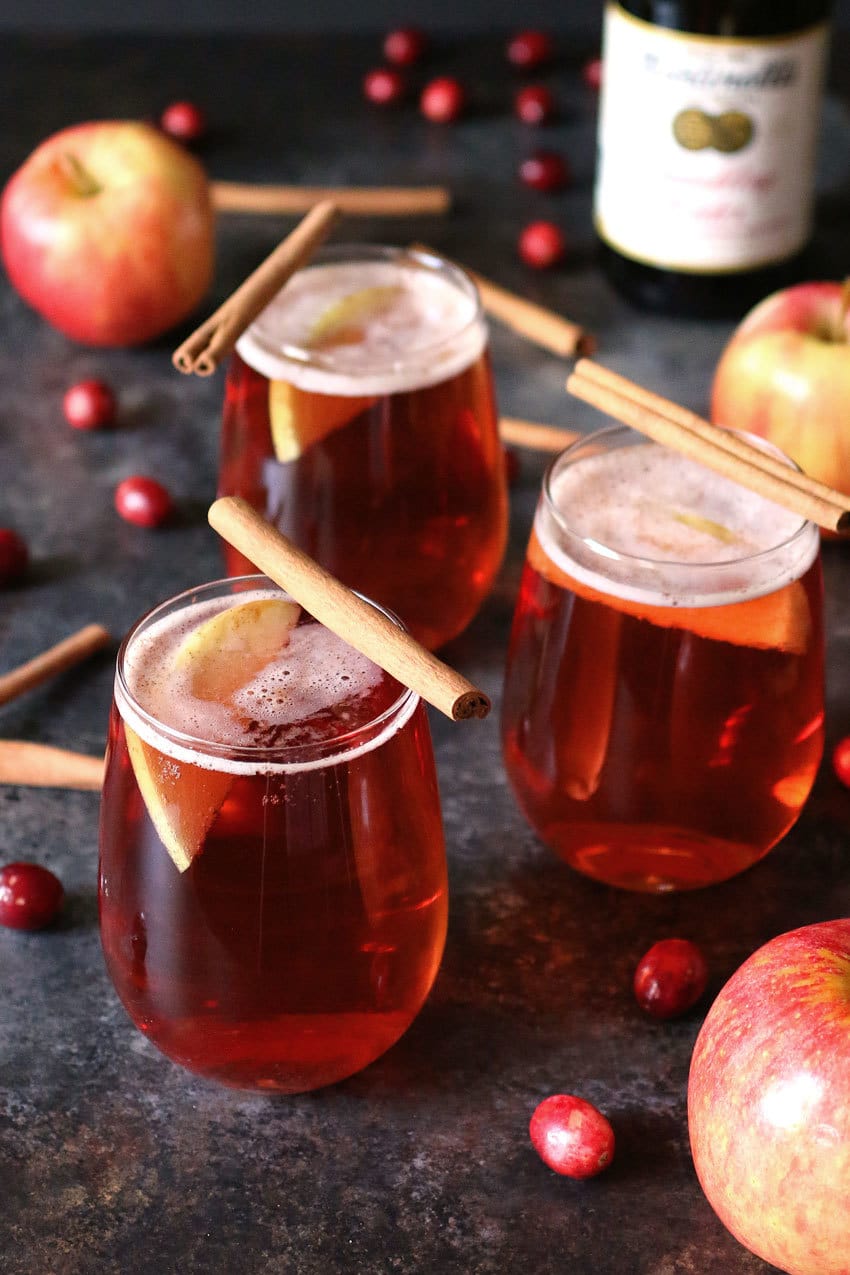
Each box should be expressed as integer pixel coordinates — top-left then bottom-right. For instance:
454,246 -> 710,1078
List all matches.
536,442 -> 819,609
117,589 -> 414,774
237,258 -> 487,396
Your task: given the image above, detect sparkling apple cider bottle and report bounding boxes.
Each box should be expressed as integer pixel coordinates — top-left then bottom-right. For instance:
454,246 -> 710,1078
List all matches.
594,1 -> 832,316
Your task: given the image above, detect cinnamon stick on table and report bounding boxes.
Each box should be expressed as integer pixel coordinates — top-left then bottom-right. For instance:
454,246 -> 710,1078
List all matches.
208,497 -> 490,721
412,243 -> 595,359
0,741 -> 104,791
173,199 -> 341,377
499,417 -> 579,454
566,359 -> 850,535
0,624 -> 111,707
212,181 -> 451,217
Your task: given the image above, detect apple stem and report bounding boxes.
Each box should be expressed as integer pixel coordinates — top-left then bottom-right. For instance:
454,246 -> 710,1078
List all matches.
59,152 -> 102,198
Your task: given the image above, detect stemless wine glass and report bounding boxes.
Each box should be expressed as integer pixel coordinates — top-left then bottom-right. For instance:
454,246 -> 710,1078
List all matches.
217,244 -> 508,651
99,577 -> 448,1092
502,425 -> 825,893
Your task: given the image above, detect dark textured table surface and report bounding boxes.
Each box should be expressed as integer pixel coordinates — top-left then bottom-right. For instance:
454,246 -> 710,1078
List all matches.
2,30 -> 850,1275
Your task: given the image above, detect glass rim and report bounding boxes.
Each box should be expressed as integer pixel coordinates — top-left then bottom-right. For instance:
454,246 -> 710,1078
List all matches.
239,241 -> 486,377
541,423 -> 817,575
114,575 -> 419,767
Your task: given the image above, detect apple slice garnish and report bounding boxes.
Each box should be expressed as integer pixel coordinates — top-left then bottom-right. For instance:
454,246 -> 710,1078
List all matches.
268,381 -> 375,462
528,529 -> 812,655
174,596 -> 301,702
124,725 -> 235,874
305,284 -> 403,350
126,598 -> 301,872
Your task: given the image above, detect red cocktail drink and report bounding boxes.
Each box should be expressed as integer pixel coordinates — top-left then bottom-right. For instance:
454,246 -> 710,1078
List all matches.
502,427 -> 824,892
218,246 -> 508,650
99,579 -> 447,1090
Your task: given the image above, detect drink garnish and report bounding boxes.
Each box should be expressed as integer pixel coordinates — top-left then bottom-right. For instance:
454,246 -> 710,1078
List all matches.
305,284 -> 403,350
174,597 -> 300,702
670,509 -> 740,545
268,381 -> 375,462
125,598 -> 301,872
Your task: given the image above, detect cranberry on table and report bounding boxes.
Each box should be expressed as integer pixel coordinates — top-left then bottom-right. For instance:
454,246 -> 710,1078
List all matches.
519,150 -> 572,192
514,85 -> 557,125
582,57 -> 603,91
63,379 -> 117,430
115,476 -> 173,528
634,937 -> 709,1019
530,1094 -> 615,1178
420,77 -> 466,123
518,220 -> 566,269
507,29 -> 555,70
833,737 -> 850,788
0,528 -> 29,586
383,26 -> 427,66
159,100 -> 208,143
363,67 -> 405,106
0,862 -> 64,931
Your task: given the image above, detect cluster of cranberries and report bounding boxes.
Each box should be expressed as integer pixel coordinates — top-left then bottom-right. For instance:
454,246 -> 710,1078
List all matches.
529,936 -> 708,1178
363,28 -> 601,271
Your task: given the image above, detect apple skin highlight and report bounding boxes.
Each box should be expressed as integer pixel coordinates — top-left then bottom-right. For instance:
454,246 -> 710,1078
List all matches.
688,919 -> 850,1275
0,120 -> 214,347
711,281 -> 850,520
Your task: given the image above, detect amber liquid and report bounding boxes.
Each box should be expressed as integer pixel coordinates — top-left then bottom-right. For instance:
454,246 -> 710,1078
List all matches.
99,688 -> 447,1091
502,541 -> 825,892
218,351 -> 508,651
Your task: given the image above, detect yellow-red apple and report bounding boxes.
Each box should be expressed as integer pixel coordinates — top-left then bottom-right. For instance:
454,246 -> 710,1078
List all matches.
711,282 -> 850,507
1,120 -> 214,346
688,919 -> 850,1275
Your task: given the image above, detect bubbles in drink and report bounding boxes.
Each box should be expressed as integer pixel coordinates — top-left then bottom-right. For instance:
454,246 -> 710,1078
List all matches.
537,442 -> 819,609
237,257 -> 487,396
118,588 -> 408,771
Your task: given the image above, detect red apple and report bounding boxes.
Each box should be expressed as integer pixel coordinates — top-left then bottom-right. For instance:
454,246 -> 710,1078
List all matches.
711,282 -> 850,511
1,120 -> 215,346
688,919 -> 850,1275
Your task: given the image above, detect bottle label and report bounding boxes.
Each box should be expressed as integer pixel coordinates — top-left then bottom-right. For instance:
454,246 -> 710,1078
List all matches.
594,5 -> 828,273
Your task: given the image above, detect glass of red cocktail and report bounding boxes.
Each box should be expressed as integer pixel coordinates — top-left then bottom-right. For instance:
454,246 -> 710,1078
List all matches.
99,577 -> 447,1091
217,244 -> 508,651
502,425 -> 824,892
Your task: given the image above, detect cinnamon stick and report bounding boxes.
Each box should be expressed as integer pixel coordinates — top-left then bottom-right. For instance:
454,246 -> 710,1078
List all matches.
0,741 -> 104,791
566,363 -> 850,534
0,624 -> 111,707
173,199 -> 341,377
500,417 -> 579,454
412,244 -> 595,358
212,181 -> 451,217
208,497 -> 490,721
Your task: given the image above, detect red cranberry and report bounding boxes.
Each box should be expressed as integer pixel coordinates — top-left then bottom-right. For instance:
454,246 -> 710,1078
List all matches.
420,77 -> 466,124
518,220 -> 566,269
63,379 -> 117,430
514,85 -> 557,125
114,476 -> 173,528
503,446 -> 521,486
530,1095 -> 615,1178
363,67 -> 405,106
0,863 -> 64,931
159,100 -> 207,144
582,57 -> 603,91
507,30 -> 555,70
634,938 -> 709,1019
0,528 -> 29,586
383,26 -> 427,66
519,150 -> 572,193
833,737 -> 850,788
